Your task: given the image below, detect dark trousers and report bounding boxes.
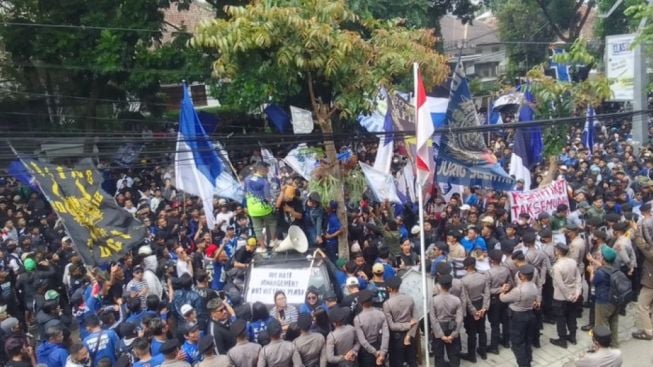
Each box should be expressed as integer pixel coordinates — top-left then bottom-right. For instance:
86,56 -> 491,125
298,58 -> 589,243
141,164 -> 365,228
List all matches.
433,323 -> 461,367
510,309 -> 536,367
359,340 -> 381,366
542,274 -> 554,320
588,291 -> 596,326
488,296 -> 509,348
389,332 -> 417,367
552,299 -> 578,339
464,300 -> 487,356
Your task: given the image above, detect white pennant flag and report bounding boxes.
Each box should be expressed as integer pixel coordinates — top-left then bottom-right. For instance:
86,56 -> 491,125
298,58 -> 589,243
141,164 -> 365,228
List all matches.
290,106 -> 314,134
284,144 -> 319,180
359,162 -> 401,203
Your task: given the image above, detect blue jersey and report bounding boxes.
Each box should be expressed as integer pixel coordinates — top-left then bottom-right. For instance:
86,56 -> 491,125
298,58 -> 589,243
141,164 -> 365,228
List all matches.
180,341 -> 200,365
83,329 -> 120,367
133,353 -> 164,367
150,338 -> 165,357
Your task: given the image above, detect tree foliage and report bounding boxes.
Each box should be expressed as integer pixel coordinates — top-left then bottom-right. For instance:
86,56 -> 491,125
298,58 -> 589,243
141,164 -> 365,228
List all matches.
192,0 -> 449,120
192,0 -> 450,256
494,0 -> 556,78
525,40 -> 612,157
595,0 -> 642,40
0,0 -> 212,129
532,0 -> 596,43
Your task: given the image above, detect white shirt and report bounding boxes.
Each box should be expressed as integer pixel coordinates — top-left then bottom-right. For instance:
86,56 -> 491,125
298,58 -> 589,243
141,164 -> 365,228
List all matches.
215,211 -> 234,232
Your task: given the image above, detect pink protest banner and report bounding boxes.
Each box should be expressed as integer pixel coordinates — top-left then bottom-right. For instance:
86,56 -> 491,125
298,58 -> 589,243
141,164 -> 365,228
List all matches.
509,180 -> 570,221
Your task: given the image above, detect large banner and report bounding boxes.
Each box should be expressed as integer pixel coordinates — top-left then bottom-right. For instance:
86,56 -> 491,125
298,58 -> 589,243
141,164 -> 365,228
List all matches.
435,60 -> 515,191
24,158 -> 146,265
246,268 -> 311,305
509,180 -> 570,221
606,34 -> 636,101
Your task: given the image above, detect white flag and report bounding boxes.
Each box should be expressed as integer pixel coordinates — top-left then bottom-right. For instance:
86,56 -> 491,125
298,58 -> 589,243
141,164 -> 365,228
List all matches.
360,162 -> 401,203
284,144 -> 319,180
290,106 -> 314,134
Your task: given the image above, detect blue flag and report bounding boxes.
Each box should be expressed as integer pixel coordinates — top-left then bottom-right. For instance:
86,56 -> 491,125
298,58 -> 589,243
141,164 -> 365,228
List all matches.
435,58 -> 514,191
583,106 -> 595,156
264,105 -> 291,133
8,160 -> 37,189
517,84 -> 543,168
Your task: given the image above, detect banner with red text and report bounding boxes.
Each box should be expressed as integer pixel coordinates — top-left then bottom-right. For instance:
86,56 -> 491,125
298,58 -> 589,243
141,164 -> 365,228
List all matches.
509,180 -> 570,221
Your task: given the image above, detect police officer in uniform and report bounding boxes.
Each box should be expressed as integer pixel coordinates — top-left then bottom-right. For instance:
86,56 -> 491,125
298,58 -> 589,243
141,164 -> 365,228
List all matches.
256,318 -> 302,367
353,290 -> 389,366
500,264 -> 539,367
326,306 -> 359,367
434,262 -> 467,312
550,242 -> 582,348
227,319 -> 262,367
460,256 -> 490,362
382,277 -> 417,367
429,274 -> 463,367
512,250 -> 543,348
486,249 -> 513,353
293,313 -> 326,367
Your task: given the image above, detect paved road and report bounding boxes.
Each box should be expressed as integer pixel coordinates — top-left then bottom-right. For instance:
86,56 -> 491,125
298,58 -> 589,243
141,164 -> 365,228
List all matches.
450,302 -> 652,367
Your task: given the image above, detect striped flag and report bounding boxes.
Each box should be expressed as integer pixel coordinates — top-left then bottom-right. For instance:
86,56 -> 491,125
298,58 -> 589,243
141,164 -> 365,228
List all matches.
415,63 -> 433,186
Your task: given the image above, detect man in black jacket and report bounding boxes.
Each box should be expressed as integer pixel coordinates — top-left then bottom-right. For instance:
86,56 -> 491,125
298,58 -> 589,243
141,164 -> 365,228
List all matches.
205,297 -> 236,354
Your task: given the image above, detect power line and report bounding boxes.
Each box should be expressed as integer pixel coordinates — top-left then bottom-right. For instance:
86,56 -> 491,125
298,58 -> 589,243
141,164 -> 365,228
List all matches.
1,21 -> 191,34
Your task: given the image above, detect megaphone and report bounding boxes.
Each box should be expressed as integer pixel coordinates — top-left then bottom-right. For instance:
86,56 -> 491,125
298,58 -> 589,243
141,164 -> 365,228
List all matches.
274,225 -> 309,253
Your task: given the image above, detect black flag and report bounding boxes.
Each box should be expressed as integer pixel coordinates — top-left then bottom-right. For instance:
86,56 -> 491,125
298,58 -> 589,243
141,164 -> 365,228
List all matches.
23,158 -> 146,265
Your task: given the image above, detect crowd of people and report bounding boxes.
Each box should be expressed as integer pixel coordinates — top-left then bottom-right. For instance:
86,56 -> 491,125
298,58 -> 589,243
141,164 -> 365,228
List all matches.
0,113 -> 651,367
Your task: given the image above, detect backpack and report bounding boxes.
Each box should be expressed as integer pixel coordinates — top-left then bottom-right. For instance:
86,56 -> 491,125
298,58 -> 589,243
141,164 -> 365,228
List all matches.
605,267 -> 634,307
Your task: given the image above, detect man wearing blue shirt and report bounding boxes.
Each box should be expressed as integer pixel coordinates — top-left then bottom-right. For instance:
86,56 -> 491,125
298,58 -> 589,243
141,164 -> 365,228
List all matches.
36,327 -> 68,367
133,337 -> 164,367
180,323 -> 201,365
460,226 -> 487,254
83,315 -> 120,367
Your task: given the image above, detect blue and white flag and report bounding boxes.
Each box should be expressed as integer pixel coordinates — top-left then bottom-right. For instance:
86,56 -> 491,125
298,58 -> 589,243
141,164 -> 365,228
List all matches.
583,106 -> 595,156
550,48 -> 571,82
359,162 -> 401,203
283,144 -> 319,180
435,57 -> 514,191
357,89 -> 388,133
213,142 -> 245,203
175,86 -> 224,230
373,100 -> 395,174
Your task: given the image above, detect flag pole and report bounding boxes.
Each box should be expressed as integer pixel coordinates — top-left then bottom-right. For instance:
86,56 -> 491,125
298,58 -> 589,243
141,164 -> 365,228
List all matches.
414,62 -> 431,367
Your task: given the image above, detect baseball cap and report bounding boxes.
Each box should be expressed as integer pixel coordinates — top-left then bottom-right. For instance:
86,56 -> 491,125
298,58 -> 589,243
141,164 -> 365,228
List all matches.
24,258 -> 36,272
45,290 -> 60,301
601,246 -> 617,263
372,263 -> 384,274
180,304 -> 194,316
345,277 -> 359,288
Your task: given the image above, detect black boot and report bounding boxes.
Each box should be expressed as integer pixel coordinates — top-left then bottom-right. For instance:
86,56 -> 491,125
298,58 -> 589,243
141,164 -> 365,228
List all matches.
477,348 -> 487,360
567,334 -> 577,345
581,324 -> 593,332
460,353 -> 477,363
550,338 -> 568,348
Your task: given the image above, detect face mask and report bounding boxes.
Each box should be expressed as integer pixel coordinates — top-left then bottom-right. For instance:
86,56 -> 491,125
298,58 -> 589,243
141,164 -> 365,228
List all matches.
518,219 -> 527,225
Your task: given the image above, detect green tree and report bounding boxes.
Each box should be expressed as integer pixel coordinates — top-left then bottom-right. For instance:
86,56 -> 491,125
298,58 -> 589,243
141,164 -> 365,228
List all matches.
532,0 -> 596,43
526,40 -> 612,157
494,0 -> 556,78
0,0 -> 212,130
595,0 -> 642,40
193,0 -> 449,256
